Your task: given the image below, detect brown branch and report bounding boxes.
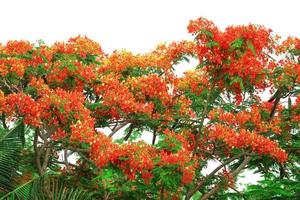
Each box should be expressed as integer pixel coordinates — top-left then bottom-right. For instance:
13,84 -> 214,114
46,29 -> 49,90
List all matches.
64,149 -> 70,172
124,124 -> 134,141
41,143 -> 51,172
160,185 -> 164,200
34,127 -> 51,175
1,113 -> 8,129
192,83 -> 216,156
34,128 -> 43,175
68,146 -> 90,153
152,130 -> 157,145
185,152 -> 251,199
228,185 -> 244,198
200,185 -> 220,200
199,156 -> 251,200
110,120 -> 118,131
0,79 -> 21,93
51,160 -> 77,168
108,122 -> 129,137
269,93 -> 281,120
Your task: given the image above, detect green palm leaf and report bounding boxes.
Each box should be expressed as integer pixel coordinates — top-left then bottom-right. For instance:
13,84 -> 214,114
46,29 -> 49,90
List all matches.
0,121 -> 25,192
0,175 -> 97,200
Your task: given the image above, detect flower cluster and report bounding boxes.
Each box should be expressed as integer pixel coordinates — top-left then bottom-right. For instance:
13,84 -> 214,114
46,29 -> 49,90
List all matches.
90,129 -> 197,185
188,17 -> 276,103
90,133 -> 155,182
209,105 -> 282,135
0,93 -> 40,126
208,124 -> 287,163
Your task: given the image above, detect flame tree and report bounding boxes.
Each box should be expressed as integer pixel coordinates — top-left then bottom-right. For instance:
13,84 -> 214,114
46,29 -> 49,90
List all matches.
0,17 -> 299,199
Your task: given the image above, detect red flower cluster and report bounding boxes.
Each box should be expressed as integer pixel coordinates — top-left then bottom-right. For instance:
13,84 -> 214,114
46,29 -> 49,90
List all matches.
51,36 -> 104,58
0,93 -> 40,126
99,40 -> 195,73
95,74 -> 154,119
188,17 -> 276,102
0,58 -> 27,77
177,69 -> 209,95
209,105 -> 282,134
90,129 -> 197,185
208,124 -> 287,163
222,169 -> 234,189
2,40 -> 33,55
90,133 -> 155,182
157,130 -> 196,184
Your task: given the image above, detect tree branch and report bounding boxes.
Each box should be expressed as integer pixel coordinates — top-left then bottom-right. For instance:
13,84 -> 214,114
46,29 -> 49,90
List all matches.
192,83 -> 216,156
108,122 -> 129,137
1,113 -> 8,129
64,149 -> 70,172
199,156 -> 251,200
152,130 -> 157,145
185,152 -> 251,199
124,124 -> 134,141
34,128 -> 43,175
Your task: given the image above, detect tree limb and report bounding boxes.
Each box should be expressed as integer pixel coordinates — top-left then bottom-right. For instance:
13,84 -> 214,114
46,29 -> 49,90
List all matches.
199,156 -> 251,200
108,122 -> 129,137
34,128 -> 43,175
185,152 -> 251,199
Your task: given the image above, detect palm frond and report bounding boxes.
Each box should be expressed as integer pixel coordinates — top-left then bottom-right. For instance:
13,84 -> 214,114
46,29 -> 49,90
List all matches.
0,174 -> 97,200
0,121 -> 24,192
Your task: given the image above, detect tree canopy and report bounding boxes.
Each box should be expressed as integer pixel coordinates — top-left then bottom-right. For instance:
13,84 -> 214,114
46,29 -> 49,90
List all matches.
0,17 -> 299,199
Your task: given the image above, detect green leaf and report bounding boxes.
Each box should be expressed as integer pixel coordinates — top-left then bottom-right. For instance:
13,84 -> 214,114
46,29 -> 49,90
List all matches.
198,29 -> 214,38
191,191 -> 202,200
0,120 -> 24,143
85,102 -> 102,111
206,41 -> 219,48
196,60 -> 210,69
247,40 -> 256,55
230,76 -> 244,90
0,175 -> 97,200
0,121 -> 25,192
230,38 -> 244,49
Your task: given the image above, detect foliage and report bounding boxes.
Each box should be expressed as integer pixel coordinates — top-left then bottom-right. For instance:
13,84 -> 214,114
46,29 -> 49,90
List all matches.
0,18 -> 299,199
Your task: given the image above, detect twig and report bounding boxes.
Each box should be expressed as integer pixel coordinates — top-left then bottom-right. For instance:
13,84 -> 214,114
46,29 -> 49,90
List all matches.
64,149 -> 70,172
152,130 -> 157,145
108,122 -> 129,137
185,152 -> 251,199
192,83 -> 216,156
34,128 -> 43,175
1,113 -> 8,129
199,156 -> 251,200
124,124 -> 134,141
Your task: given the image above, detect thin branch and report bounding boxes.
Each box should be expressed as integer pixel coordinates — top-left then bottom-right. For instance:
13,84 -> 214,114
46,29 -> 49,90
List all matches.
68,146 -> 90,153
200,156 -> 251,200
50,160 -> 77,168
124,124 -> 134,141
41,144 -> 51,172
108,122 -> 129,138
230,185 -> 243,194
269,93 -> 281,120
34,128 -> 43,175
152,130 -> 157,145
160,185 -> 164,200
1,113 -> 8,129
0,79 -> 21,93
110,120 -> 118,131
193,83 -> 216,156
64,149 -> 70,172
185,152 -> 250,199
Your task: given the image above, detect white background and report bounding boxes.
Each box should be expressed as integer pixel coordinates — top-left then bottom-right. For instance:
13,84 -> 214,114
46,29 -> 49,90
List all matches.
1,0 -> 299,189
0,0 -> 299,53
